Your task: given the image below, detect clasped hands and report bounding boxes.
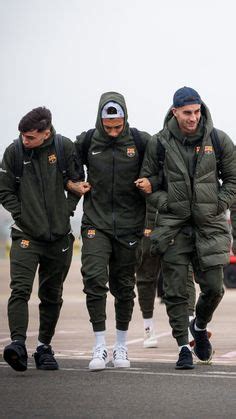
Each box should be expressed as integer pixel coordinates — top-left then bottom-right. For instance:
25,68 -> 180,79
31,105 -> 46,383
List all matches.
67,180 -> 91,196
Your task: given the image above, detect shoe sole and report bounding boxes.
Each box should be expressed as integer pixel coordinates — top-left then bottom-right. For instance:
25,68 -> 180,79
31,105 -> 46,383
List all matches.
192,349 -> 214,364
89,365 -> 108,371
3,348 -> 27,372
143,342 -> 158,348
89,360 -> 109,371
175,364 -> 195,370
35,364 -> 59,370
89,367 -> 107,371
112,362 -> 131,368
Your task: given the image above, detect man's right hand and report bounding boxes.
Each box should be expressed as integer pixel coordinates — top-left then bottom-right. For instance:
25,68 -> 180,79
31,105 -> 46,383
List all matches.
67,180 -> 91,196
134,177 -> 152,194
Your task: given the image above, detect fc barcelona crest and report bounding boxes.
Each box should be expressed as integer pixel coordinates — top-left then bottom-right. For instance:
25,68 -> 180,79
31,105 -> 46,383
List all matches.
48,154 -> 57,164
127,147 -> 136,158
87,229 -> 96,239
144,228 -> 152,237
204,146 -> 213,154
20,239 -> 30,249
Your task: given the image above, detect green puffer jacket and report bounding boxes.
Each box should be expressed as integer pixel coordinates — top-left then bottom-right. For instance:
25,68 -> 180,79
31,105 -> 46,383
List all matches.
0,130 -> 80,241
143,194 -> 158,230
75,91 -> 150,236
141,102 -> 236,269
230,201 -> 236,241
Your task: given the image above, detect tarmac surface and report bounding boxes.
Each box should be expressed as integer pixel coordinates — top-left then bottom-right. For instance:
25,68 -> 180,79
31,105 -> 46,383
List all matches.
1,257 -> 236,418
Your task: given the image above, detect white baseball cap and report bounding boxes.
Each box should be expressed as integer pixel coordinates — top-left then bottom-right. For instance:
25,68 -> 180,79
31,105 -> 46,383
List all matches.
101,101 -> 124,119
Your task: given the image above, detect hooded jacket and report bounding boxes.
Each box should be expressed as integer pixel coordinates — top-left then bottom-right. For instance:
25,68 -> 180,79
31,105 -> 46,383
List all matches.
141,102 -> 236,269
0,130 -> 80,241
75,91 -> 150,236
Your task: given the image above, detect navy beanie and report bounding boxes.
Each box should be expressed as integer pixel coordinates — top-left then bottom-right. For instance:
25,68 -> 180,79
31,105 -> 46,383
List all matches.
173,86 -> 201,108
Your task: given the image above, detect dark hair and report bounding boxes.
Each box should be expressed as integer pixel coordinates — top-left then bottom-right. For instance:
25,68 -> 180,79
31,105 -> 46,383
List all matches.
18,106 -> 52,133
106,106 -> 118,115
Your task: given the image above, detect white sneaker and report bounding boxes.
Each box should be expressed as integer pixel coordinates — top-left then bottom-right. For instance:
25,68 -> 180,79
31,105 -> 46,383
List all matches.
89,344 -> 109,371
112,344 -> 130,368
143,327 -> 158,348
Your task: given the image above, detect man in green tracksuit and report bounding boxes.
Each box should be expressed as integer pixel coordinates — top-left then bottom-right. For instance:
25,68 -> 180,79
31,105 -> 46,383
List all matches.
136,193 -> 196,348
136,195 -> 162,348
67,91 -> 149,370
0,107 -> 81,371
136,87 -> 236,369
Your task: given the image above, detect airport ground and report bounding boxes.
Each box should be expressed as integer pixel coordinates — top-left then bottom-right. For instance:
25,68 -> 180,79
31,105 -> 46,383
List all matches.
1,256 -> 236,418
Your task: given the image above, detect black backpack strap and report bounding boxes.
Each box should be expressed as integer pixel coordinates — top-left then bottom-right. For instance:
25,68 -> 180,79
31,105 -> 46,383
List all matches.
130,128 -> 145,169
157,139 -> 165,166
13,137 -> 23,183
81,129 -> 96,166
210,128 -> 222,178
210,128 -> 221,162
156,139 -> 166,187
54,134 -> 67,177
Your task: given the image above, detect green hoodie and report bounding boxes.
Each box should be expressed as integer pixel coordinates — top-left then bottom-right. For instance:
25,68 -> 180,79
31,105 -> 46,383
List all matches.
0,130 -> 80,241
141,102 -> 236,269
75,91 -> 150,236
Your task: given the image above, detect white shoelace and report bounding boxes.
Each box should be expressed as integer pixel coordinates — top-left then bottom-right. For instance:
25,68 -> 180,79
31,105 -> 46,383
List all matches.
113,345 -> 128,360
93,345 -> 107,360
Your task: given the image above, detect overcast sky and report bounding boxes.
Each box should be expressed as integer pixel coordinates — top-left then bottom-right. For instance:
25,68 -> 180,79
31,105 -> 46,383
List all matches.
1,0 -> 236,158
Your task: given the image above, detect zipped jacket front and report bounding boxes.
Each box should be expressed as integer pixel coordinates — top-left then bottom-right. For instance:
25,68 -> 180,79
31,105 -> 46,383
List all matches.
141,103 -> 236,269
75,92 -> 149,236
0,132 -> 80,241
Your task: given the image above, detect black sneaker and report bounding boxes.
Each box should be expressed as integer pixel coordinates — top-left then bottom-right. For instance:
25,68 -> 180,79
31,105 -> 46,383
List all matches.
175,347 -> 194,370
3,340 -> 28,371
33,345 -> 59,370
190,319 -> 213,361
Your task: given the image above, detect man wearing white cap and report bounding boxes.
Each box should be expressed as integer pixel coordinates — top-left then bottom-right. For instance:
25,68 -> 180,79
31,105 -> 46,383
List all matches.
67,92 -> 150,370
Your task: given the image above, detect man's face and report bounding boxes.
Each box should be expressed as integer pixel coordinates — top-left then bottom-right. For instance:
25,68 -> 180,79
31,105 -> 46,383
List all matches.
21,129 -> 51,149
172,104 -> 201,135
102,118 -> 124,138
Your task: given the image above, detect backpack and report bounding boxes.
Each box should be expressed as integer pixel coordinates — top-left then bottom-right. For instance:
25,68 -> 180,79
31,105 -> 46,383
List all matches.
13,134 -> 67,183
81,128 -> 145,169
156,128 -> 222,187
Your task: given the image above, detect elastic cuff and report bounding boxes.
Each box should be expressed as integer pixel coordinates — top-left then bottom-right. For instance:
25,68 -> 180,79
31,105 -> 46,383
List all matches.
92,321 -> 106,332
142,311 -> 154,319
116,321 -> 129,331
11,334 -> 26,342
195,321 -> 207,330
38,335 -> 52,345
11,336 -> 26,343
176,336 -> 189,346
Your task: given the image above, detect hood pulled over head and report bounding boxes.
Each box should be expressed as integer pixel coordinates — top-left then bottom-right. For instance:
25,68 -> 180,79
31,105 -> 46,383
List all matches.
95,91 -> 128,137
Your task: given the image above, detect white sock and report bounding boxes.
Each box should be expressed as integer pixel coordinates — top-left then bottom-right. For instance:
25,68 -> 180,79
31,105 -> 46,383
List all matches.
194,323 -> 206,331
94,331 -> 106,347
189,315 -> 194,323
144,318 -> 154,330
115,329 -> 127,346
179,344 -> 191,352
37,340 -> 46,347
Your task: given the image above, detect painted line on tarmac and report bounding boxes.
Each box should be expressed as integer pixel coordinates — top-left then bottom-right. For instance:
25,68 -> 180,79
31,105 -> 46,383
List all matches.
103,369 -> 236,379
1,361 -> 235,379
220,351 -> 236,358
208,370 -> 236,375
123,331 -> 172,347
